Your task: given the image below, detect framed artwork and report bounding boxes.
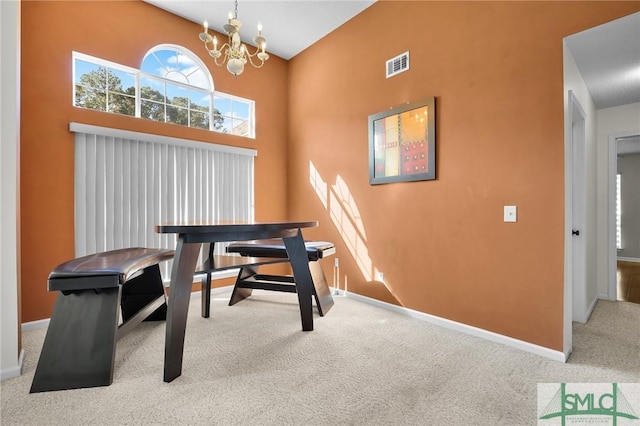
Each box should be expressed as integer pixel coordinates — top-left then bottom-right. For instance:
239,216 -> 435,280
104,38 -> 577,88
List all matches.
368,97 -> 435,185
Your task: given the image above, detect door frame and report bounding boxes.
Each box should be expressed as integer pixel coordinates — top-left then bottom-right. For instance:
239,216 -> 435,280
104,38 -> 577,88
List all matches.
570,91 -> 588,324
563,90 -> 587,359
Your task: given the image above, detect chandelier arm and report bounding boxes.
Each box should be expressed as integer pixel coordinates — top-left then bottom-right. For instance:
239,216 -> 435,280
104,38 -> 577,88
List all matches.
214,46 -> 231,67
243,45 -> 262,58
244,53 -> 265,68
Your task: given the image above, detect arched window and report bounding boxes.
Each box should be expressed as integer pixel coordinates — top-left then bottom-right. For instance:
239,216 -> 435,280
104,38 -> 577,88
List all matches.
141,45 -> 212,90
72,46 -> 255,138
139,45 -> 213,130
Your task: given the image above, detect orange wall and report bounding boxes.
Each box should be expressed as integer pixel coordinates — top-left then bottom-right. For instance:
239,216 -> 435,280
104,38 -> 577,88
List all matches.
287,1 -> 639,350
20,0 -> 289,322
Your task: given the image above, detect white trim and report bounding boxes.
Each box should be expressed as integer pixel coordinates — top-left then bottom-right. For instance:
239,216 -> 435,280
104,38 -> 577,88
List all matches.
73,51 -> 139,74
345,291 -> 567,363
617,257 -> 640,263
22,318 -> 50,332
69,122 -> 257,157
0,349 -> 24,381
585,294 -> 599,321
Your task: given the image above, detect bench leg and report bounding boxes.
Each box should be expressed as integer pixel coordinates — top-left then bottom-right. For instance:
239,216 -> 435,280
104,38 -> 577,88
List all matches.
121,264 -> 167,322
309,261 -> 334,316
201,272 -> 212,318
284,231 -> 314,331
227,262 -> 335,317
229,265 -> 259,306
30,287 -> 121,393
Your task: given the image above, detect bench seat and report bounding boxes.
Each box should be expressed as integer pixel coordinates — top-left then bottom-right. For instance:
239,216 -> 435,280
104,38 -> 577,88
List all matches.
30,247 -> 174,393
218,239 -> 335,316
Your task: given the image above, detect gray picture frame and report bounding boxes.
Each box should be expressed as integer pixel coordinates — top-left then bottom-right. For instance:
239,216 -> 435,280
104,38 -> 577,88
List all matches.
368,97 -> 436,185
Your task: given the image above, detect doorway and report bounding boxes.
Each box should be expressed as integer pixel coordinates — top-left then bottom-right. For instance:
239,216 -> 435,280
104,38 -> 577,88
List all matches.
608,132 -> 640,302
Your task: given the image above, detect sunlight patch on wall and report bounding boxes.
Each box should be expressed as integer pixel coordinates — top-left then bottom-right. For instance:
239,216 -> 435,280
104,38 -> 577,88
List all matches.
310,161 -> 391,289
309,161 -> 328,209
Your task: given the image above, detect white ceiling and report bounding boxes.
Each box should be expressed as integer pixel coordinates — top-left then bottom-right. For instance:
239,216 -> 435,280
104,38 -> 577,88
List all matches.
143,0 -> 375,60
565,12 -> 640,110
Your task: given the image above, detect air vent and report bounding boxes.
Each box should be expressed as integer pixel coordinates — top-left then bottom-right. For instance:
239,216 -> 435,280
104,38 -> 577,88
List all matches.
386,51 -> 409,78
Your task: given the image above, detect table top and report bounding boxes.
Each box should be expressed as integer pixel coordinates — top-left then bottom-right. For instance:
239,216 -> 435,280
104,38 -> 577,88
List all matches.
155,220 -> 318,234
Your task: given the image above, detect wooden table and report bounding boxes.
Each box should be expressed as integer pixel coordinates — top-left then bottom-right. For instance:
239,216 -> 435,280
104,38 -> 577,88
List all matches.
155,220 -> 318,383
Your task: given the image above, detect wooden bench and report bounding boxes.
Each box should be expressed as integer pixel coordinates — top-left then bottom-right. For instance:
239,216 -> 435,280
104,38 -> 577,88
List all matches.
220,239 -> 335,316
30,247 -> 174,393
195,245 -> 296,318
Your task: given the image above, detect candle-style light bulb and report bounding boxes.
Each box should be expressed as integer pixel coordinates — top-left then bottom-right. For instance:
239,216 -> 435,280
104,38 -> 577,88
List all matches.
203,20 -> 208,32
257,21 -> 262,33
228,11 -> 233,21
213,35 -> 218,49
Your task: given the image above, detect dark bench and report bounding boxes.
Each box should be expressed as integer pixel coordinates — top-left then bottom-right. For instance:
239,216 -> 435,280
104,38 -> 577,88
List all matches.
30,247 -> 174,393
220,239 -> 335,316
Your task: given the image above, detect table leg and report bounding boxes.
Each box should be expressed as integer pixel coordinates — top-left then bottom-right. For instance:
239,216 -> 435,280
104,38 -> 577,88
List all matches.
283,230 -> 314,331
164,236 -> 201,382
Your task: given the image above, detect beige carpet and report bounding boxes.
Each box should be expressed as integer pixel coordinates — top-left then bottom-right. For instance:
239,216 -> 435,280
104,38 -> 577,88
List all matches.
1,291 -> 639,425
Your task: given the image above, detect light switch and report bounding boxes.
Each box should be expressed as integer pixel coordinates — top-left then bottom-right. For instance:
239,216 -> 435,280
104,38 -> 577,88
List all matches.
504,205 -> 517,222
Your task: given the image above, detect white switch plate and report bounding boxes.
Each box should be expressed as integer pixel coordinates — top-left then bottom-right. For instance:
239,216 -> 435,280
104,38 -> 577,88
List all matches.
504,205 -> 517,222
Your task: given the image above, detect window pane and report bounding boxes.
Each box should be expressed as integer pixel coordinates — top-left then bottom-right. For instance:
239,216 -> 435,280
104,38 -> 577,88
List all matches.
166,105 -> 188,125
75,85 -> 106,111
190,90 -> 210,111
140,77 -> 165,102
140,53 -> 164,76
166,83 -> 189,106
187,68 -> 209,90
190,111 -> 209,130
108,69 -> 136,95
212,112 -> 225,132
214,96 -> 232,116
108,93 -> 135,116
233,101 -> 250,120
165,70 -> 189,84
231,118 -> 249,136
218,116 -> 232,133
141,99 -> 165,122
75,60 -> 103,86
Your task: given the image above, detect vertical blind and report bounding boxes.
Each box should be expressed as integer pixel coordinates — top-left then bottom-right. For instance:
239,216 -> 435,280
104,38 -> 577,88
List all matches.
71,123 -> 256,269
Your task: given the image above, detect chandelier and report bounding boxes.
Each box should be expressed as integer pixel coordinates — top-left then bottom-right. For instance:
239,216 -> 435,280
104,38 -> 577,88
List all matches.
198,0 -> 269,77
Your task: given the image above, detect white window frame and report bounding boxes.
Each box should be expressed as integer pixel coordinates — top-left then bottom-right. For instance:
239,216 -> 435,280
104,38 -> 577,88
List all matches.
72,50 -> 256,139
616,173 -> 622,250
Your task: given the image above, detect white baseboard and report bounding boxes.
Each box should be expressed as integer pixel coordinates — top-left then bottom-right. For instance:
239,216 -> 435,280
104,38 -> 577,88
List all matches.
343,291 -> 567,363
0,349 -> 24,381
584,295 -> 599,322
22,318 -> 50,332
21,286 -> 567,365
617,257 -> 640,263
